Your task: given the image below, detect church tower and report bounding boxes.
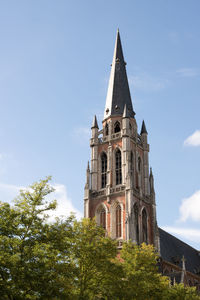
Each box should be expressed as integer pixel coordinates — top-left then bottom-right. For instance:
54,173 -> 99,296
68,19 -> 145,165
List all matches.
84,30 -> 159,249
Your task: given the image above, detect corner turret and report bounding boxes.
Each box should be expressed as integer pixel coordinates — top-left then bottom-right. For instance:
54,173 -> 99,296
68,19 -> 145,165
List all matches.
141,120 -> 148,144
91,115 -> 99,138
149,167 -> 155,196
84,161 -> 90,218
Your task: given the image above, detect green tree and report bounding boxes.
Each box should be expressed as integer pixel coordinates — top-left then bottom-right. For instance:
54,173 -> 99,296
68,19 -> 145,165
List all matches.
0,177 -> 75,299
0,177 -> 122,300
70,218 -> 123,300
167,283 -> 200,300
120,242 -> 169,300
0,177 -> 199,300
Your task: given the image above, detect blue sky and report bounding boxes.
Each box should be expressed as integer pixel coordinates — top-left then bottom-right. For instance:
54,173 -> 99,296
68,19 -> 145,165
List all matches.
0,1 -> 200,248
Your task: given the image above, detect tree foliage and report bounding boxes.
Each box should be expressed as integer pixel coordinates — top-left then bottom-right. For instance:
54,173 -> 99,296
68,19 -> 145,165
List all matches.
120,242 -> 169,299
0,177 -> 199,299
0,177 -> 75,299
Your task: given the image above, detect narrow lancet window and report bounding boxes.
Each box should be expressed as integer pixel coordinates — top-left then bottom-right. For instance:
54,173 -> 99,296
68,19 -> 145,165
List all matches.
138,157 -> 141,172
105,123 -> 109,136
136,156 -> 141,189
101,152 -> 107,188
100,207 -> 106,230
134,203 -> 139,244
116,205 -> 121,238
142,208 -> 148,243
114,121 -> 120,133
115,149 -> 122,185
130,151 -> 134,173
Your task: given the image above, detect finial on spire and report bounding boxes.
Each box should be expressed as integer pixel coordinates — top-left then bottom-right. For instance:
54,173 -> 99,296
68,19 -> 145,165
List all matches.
181,255 -> 186,283
173,277 -> 176,286
181,255 -> 186,271
149,167 -> 155,195
150,167 -> 154,181
91,115 -> 99,129
140,120 -> 148,135
150,167 -> 153,176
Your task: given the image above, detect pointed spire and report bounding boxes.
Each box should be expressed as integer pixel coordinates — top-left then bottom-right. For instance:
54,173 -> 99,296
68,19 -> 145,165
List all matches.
181,256 -> 186,284
91,115 -> 99,129
122,104 -> 128,118
182,255 -> 186,271
85,161 -> 90,189
173,277 -> 176,286
104,30 -> 135,119
149,167 -> 155,195
140,120 -> 148,135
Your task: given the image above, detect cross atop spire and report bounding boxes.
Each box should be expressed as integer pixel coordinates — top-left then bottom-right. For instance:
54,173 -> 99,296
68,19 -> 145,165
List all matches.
104,30 -> 135,120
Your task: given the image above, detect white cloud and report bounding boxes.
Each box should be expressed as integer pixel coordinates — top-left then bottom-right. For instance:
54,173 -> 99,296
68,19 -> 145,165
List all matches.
0,182 -> 23,203
178,190 -> 200,222
161,226 -> 200,244
176,68 -> 198,78
48,183 -> 82,221
161,190 -> 200,247
184,130 -> 200,147
0,182 -> 82,221
130,74 -> 168,92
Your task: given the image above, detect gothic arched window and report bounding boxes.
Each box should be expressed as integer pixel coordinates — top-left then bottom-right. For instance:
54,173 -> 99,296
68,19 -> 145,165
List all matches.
130,151 -> 134,173
115,149 -> 122,185
116,205 -> 121,238
136,156 -> 141,189
142,208 -> 148,243
101,152 -> 107,188
114,121 -> 120,133
100,207 -> 106,230
134,203 -> 139,244
105,123 -> 109,136
138,157 -> 141,172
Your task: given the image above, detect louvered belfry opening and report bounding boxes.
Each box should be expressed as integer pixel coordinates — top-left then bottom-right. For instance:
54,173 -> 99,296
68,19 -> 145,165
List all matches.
115,149 -> 122,185
101,152 -> 107,188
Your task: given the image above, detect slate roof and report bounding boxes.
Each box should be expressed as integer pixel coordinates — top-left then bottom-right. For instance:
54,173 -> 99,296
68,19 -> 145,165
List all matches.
104,30 -> 135,120
159,227 -> 200,275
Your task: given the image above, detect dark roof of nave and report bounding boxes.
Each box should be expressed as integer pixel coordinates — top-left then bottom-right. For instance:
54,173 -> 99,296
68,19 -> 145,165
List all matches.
159,228 -> 200,275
